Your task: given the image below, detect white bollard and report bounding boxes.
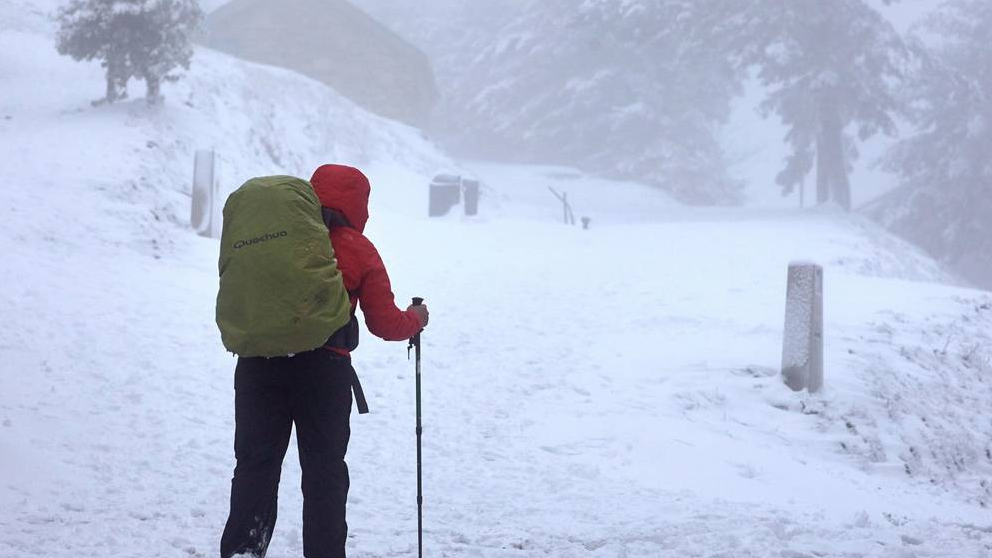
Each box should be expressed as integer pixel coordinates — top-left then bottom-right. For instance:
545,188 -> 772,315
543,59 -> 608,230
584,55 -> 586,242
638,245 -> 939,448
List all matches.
209,169 -> 222,240
782,262 -> 824,393
191,149 -> 216,238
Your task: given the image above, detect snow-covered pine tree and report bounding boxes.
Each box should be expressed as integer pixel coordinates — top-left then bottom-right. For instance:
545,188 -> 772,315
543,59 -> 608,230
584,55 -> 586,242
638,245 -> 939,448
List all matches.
55,0 -> 203,106
710,0 -> 911,210
874,0 -> 992,289
568,0 -> 744,205
376,0 -> 743,205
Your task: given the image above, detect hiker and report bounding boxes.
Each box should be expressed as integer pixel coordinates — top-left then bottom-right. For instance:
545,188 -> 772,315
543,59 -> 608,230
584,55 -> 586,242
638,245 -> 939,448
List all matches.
219,165 -> 429,558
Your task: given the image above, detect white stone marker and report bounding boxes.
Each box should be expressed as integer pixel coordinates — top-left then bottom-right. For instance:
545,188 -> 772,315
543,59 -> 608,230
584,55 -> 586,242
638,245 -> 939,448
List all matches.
191,149 -> 216,238
782,262 -> 824,393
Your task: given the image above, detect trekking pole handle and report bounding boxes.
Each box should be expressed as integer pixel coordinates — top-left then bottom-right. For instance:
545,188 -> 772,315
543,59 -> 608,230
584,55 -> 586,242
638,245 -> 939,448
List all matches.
408,297 -> 425,359
411,298 -> 425,335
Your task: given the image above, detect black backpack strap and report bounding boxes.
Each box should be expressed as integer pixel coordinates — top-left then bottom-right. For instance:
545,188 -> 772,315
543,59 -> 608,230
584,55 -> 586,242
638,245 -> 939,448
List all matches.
325,314 -> 359,351
324,289 -> 361,351
351,367 -> 369,414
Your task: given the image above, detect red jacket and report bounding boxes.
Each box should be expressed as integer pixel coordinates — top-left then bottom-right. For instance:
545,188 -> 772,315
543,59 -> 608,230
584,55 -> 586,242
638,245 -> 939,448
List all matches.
310,164 -> 423,344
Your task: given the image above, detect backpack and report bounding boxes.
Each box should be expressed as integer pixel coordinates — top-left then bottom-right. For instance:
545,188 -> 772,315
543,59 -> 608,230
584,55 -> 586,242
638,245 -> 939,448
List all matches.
216,175 -> 352,357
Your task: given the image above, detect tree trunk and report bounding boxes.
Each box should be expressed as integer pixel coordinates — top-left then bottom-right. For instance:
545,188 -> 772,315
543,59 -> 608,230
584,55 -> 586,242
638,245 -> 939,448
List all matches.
831,142 -> 852,210
105,75 -> 118,104
815,134 -> 830,206
95,59 -> 128,106
815,98 -> 851,210
145,73 -> 162,105
101,66 -> 123,105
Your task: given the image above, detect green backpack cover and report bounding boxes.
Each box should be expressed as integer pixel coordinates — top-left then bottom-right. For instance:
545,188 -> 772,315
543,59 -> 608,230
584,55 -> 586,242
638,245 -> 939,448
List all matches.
216,175 -> 351,357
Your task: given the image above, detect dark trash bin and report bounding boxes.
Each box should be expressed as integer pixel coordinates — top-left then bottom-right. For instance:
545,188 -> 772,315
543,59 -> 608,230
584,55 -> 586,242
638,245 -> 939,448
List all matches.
462,179 -> 479,216
429,174 -> 461,217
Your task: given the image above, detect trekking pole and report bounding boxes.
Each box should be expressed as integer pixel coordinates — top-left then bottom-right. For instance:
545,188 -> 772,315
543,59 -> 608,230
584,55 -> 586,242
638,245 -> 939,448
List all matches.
407,297 -> 425,558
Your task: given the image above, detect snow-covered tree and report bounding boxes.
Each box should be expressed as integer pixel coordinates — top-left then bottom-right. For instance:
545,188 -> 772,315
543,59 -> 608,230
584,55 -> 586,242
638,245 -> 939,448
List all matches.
361,0 -> 744,205
710,0 -> 911,209
873,0 -> 992,288
564,0 -> 744,205
55,0 -> 203,106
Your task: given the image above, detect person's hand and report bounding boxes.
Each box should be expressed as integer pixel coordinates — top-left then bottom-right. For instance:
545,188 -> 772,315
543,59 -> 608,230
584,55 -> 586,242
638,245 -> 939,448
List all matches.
408,303 -> 429,328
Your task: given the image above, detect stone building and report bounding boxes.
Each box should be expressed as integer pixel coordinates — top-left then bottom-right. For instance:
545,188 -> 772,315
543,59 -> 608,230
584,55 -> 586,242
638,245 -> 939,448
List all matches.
201,0 -> 438,129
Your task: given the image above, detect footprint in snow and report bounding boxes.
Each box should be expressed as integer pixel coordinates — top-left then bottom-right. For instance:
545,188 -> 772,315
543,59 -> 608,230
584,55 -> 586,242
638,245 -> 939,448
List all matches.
901,534 -> 924,546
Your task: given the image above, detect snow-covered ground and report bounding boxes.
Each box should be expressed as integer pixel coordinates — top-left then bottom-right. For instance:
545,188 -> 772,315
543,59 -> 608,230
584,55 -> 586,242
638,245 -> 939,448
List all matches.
2,5 -> 992,558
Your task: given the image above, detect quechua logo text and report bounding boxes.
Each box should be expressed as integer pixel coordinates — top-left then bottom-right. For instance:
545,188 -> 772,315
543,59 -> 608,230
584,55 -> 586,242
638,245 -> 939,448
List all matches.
233,231 -> 288,249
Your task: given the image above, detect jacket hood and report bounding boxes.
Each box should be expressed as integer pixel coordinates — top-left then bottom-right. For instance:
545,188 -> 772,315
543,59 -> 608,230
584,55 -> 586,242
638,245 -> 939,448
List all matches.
310,164 -> 371,233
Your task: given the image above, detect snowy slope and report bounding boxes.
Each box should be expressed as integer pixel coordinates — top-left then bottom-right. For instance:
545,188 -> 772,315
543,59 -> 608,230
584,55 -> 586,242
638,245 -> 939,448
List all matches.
4,156 -> 992,557
2,6 -> 992,558
1,30 -> 448,221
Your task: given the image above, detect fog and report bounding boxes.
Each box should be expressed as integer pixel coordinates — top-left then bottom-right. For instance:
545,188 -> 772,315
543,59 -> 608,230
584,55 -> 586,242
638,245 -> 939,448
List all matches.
2,0 -> 991,556
342,0 -> 989,288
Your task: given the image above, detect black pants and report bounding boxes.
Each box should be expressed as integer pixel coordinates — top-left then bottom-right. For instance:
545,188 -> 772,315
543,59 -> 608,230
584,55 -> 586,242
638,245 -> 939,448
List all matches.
221,349 -> 354,558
